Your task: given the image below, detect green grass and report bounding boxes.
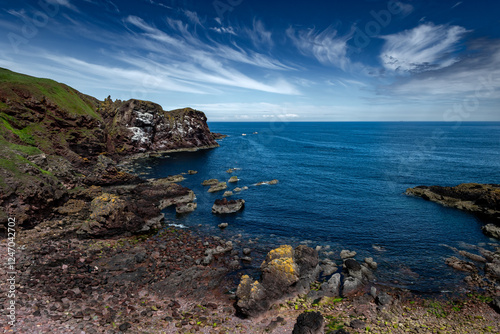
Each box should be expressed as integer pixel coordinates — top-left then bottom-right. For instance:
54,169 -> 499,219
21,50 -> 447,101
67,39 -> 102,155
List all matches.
0,67 -> 101,119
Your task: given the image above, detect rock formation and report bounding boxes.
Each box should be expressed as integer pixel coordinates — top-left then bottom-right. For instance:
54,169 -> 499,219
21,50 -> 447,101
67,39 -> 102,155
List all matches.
0,68 -> 219,229
406,183 -> 500,239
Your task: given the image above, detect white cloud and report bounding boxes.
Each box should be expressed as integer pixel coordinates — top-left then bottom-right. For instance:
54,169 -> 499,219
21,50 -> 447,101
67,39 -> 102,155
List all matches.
379,39 -> 500,99
183,10 -> 203,26
287,26 -> 353,70
245,19 -> 273,48
210,26 -> 236,35
379,23 -> 469,73
46,0 -> 78,11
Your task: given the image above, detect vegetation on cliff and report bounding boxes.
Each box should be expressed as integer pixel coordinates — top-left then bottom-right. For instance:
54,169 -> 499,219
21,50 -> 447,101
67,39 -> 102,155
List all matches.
0,68 -> 218,227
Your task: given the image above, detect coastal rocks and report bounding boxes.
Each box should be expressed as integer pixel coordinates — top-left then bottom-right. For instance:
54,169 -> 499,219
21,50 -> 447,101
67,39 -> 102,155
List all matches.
212,198 -> 245,214
175,202 -> 197,214
152,174 -> 185,185
292,311 -> 324,334
223,191 -> 233,197
218,223 -> 228,229
202,179 -> 218,186
105,100 -> 219,154
146,183 -> 195,209
445,256 -> 478,273
320,273 -> 341,297
208,182 -> 227,193
482,224 -> 500,239
257,179 -> 279,186
226,168 -> 235,173
340,250 -> 357,259
236,245 -> 320,317
406,184 -> 500,234
187,170 -> 197,175
78,193 -> 162,237
228,176 -> 239,183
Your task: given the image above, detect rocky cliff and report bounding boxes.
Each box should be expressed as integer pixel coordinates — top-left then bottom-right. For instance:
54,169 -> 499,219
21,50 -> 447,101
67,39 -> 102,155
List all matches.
0,68 -> 219,227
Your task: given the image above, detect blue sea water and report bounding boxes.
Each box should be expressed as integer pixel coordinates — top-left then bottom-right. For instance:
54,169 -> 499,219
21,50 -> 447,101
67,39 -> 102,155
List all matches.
130,122 -> 500,293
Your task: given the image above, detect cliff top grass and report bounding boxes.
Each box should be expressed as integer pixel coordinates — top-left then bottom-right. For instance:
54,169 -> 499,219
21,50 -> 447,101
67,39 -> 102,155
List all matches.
0,67 -> 100,119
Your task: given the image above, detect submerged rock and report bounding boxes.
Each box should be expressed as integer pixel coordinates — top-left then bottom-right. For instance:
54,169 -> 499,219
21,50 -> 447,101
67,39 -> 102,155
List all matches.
445,256 -> 478,273
212,198 -> 245,214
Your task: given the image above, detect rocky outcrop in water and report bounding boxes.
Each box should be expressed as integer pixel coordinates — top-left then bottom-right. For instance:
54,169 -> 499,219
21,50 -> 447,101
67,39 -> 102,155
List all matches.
406,183 -> 500,239
212,198 -> 245,214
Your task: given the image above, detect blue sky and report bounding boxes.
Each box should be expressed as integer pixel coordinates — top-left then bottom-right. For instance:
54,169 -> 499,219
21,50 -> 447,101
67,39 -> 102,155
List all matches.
0,0 -> 499,121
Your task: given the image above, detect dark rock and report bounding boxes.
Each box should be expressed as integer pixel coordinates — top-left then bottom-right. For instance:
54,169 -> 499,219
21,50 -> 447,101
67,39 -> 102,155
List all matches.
175,202 -> 197,214
350,319 -> 366,329
292,311 -> 324,334
491,296 -> 500,314
119,322 -> 132,331
375,292 -> 393,306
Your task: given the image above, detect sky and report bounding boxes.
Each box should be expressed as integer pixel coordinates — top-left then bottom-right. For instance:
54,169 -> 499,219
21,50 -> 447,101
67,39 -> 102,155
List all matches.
0,0 -> 499,121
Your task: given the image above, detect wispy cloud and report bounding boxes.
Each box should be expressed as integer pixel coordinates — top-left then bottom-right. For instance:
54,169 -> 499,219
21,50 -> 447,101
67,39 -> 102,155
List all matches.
287,26 -> 353,70
121,15 -> 299,94
210,26 -> 236,35
245,19 -> 273,49
183,10 -> 203,27
378,39 -> 500,99
46,0 -> 79,11
379,23 -> 469,73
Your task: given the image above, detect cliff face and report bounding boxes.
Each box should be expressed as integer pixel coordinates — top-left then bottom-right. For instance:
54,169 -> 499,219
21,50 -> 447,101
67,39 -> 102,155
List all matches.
99,98 -> 218,155
0,68 -> 219,226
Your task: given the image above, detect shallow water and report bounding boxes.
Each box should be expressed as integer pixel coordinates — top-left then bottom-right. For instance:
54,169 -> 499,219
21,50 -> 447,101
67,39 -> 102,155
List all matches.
130,122 -> 500,293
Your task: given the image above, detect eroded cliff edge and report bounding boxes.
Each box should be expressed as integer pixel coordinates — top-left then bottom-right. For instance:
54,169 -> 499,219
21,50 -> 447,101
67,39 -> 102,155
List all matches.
0,68 -> 219,227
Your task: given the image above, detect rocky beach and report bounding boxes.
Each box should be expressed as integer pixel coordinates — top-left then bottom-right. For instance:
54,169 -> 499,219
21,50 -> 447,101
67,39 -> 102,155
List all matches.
1,69 -> 500,333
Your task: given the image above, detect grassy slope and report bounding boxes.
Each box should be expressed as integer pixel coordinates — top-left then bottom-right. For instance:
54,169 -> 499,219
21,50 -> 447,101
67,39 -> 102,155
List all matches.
0,68 -> 104,219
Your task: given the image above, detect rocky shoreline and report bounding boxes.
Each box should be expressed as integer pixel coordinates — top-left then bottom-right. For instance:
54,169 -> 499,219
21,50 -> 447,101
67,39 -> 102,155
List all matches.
1,69 -> 499,333
406,183 -> 500,240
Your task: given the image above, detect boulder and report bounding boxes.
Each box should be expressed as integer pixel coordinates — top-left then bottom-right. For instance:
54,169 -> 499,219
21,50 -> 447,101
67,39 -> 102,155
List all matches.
226,168 -> 235,173
223,191 -> 233,197
292,311 -> 324,334
340,250 -> 356,259
175,202 -> 197,214
208,182 -> 227,193
364,257 -> 378,270
342,277 -> 363,296
212,198 -> 245,214
236,275 -> 270,317
233,187 -> 242,192
236,245 -> 320,317
187,170 -> 197,175
320,273 -> 341,297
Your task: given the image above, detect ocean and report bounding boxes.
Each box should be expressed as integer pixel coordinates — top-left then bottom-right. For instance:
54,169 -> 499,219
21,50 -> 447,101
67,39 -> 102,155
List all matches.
130,122 -> 500,293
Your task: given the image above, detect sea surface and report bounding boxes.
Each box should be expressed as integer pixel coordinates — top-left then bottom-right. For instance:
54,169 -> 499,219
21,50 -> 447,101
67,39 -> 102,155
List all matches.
130,122 -> 500,293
